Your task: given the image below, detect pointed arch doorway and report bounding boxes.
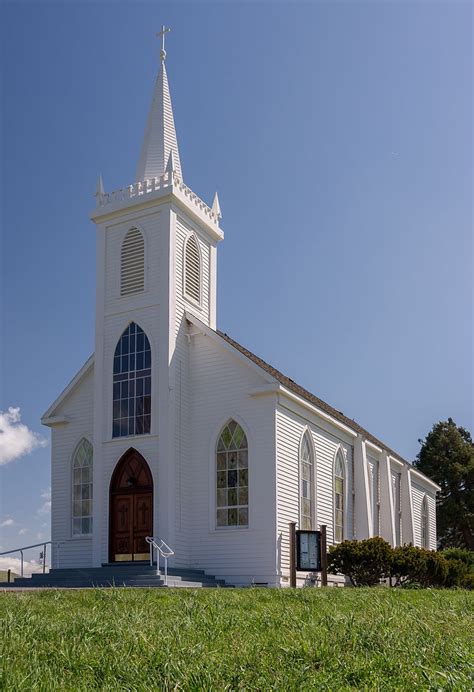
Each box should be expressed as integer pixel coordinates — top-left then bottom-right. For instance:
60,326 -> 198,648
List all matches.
109,449 -> 153,562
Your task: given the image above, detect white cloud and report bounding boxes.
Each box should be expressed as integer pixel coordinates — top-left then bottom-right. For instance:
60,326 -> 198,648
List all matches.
0,556 -> 45,576
0,518 -> 14,528
37,488 -> 51,515
0,407 -> 47,466
18,528 -> 28,536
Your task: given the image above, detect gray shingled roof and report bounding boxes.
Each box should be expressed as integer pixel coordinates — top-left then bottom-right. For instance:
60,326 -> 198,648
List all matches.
217,329 -> 409,464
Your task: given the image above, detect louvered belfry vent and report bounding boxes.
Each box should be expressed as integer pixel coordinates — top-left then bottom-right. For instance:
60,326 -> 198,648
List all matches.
121,228 -> 145,296
184,234 -> 201,303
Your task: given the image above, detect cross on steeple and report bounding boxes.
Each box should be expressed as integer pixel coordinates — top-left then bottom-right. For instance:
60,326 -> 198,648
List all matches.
157,25 -> 171,62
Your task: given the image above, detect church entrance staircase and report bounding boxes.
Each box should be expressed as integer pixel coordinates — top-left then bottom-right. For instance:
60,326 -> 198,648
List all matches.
1,564 -> 227,589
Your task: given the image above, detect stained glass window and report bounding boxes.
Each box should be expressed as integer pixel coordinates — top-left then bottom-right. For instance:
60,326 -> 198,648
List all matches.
334,451 -> 345,543
300,432 -> 314,530
113,323 -> 151,437
72,438 -> 93,536
216,421 -> 248,528
421,496 -> 429,549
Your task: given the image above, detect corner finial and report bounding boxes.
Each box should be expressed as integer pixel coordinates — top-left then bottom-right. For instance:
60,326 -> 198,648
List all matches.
157,25 -> 171,63
95,174 -> 105,197
212,192 -> 222,220
165,149 -> 176,174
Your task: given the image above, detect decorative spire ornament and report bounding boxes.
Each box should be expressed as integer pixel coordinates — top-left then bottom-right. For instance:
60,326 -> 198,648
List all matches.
135,26 -> 182,182
95,174 -> 105,197
166,149 -> 176,174
212,192 -> 222,220
157,25 -> 171,63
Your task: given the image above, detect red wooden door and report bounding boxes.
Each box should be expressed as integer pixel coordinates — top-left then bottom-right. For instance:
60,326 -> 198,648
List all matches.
133,492 -> 153,559
109,449 -> 153,562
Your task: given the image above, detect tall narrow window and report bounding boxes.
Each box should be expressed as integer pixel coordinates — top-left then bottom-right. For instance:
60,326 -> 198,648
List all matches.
334,451 -> 345,542
216,420 -> 248,528
300,432 -> 314,530
421,496 -> 429,549
72,438 -> 93,536
113,323 -> 151,437
184,233 -> 201,304
121,228 -> 145,296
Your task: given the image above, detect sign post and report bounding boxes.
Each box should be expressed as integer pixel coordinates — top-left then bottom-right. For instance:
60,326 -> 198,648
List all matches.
320,524 -> 328,586
289,522 -> 296,587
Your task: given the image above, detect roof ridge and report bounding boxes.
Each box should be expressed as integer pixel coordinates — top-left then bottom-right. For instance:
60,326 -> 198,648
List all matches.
216,328 -> 408,464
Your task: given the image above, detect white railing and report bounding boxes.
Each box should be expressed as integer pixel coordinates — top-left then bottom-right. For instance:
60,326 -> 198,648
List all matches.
145,536 -> 174,586
0,541 -> 60,577
96,173 -> 220,226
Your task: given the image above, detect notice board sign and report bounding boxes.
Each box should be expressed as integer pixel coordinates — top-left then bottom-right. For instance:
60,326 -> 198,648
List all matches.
296,530 -> 321,572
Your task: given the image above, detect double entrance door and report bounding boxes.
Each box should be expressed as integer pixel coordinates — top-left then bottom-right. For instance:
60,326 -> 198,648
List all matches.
111,492 -> 152,561
109,449 -> 153,562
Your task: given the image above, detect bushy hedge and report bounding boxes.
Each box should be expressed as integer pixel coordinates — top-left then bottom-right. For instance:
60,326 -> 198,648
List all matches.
328,538 -> 473,588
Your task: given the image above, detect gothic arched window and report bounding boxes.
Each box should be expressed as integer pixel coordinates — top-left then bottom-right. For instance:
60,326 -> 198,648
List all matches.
183,233 -> 201,304
216,420 -> 248,528
72,438 -> 93,536
300,431 -> 314,530
421,496 -> 429,549
113,323 -> 151,437
121,228 -> 145,296
334,450 -> 345,543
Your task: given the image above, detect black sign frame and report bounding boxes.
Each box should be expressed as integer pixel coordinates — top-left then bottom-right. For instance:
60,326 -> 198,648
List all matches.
296,530 -> 322,572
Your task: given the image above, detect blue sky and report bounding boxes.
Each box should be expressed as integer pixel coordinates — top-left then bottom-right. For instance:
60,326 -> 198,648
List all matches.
0,1 -> 472,564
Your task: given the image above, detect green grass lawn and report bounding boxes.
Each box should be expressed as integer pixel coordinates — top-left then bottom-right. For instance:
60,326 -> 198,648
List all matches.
1,588 -> 472,690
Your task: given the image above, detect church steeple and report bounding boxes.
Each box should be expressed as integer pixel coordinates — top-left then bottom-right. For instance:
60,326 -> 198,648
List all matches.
135,26 -> 182,183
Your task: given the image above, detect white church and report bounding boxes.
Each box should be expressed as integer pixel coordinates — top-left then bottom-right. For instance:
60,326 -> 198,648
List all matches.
42,31 -> 439,586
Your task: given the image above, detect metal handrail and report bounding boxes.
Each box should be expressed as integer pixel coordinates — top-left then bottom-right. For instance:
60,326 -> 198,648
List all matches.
0,541 -> 59,577
145,536 -> 174,585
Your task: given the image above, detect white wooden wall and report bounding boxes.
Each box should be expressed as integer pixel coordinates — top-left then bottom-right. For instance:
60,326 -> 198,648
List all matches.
187,332 -> 278,585
276,405 -> 353,584
50,367 -> 94,568
411,482 -> 437,550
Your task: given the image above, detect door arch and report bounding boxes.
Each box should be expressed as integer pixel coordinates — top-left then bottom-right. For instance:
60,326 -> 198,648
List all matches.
109,448 -> 153,562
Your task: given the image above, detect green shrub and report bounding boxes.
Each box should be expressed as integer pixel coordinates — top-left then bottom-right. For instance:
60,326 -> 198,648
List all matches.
444,559 -> 469,588
422,551 -> 449,587
329,540 -> 473,589
391,545 -> 448,587
441,548 -> 474,571
328,537 -> 393,586
391,545 -> 428,587
461,572 -> 474,590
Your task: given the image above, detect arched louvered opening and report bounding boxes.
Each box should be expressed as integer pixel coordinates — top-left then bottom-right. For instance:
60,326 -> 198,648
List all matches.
216,420 -> 248,528
121,228 -> 145,296
184,233 -> 201,304
72,438 -> 93,536
421,496 -> 429,549
299,431 -> 315,530
334,450 -> 345,543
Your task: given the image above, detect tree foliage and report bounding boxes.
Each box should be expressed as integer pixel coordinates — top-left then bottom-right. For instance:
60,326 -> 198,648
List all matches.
413,418 -> 474,550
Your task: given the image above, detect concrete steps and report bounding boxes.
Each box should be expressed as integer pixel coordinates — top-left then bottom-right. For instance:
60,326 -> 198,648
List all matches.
2,564 -> 227,589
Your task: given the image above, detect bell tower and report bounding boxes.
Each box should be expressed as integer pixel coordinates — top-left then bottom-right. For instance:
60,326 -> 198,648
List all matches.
89,28 -> 223,566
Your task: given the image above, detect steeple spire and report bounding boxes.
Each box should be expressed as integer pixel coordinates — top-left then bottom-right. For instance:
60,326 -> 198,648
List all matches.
135,26 -> 182,183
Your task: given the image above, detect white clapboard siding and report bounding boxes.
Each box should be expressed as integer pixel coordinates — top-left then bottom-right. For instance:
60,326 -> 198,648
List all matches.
187,331 -> 277,584
367,455 -> 380,536
411,482 -> 436,550
50,366 -> 94,568
276,406 -> 353,577
391,468 -> 402,546
120,228 -> 145,296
